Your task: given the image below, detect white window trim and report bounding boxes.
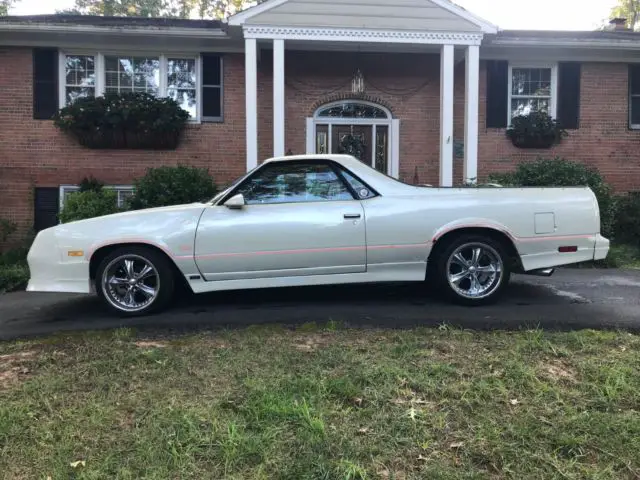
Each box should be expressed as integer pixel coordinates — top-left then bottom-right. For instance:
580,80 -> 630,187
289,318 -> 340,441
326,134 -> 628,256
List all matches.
307,100 -> 399,178
59,184 -> 135,211
507,62 -> 558,125
58,51 -> 204,123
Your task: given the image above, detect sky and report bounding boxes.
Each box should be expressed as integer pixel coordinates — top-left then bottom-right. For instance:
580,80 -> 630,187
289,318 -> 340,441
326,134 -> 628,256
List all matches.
11,0 -> 619,31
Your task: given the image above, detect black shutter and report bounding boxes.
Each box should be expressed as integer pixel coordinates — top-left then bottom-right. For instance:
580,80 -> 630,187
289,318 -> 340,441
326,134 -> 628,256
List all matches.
33,48 -> 59,120
557,62 -> 581,129
34,187 -> 59,232
486,60 -> 509,128
201,53 -> 223,120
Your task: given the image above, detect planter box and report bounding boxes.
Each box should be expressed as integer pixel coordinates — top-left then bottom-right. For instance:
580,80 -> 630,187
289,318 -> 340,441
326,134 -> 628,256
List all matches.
74,130 -> 182,150
509,135 -> 557,149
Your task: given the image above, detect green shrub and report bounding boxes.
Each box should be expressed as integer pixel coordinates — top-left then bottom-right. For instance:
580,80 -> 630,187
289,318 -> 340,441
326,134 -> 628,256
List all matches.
59,189 -> 120,223
130,165 -> 217,209
0,218 -> 17,243
0,264 -> 29,293
489,157 -> 616,238
613,192 -> 640,245
54,92 -> 190,150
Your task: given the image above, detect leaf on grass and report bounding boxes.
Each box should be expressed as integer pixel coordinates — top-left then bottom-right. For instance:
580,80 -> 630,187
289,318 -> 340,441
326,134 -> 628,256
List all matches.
417,454 -> 429,462
70,460 -> 86,468
357,427 -> 370,434
407,407 -> 418,420
352,397 -> 364,407
510,398 -> 519,405
449,441 -> 464,449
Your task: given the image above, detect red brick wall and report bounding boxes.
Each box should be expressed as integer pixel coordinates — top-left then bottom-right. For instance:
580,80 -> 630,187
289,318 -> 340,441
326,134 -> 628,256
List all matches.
2,46 -> 640,243
0,47 -> 247,243
456,61 -> 640,190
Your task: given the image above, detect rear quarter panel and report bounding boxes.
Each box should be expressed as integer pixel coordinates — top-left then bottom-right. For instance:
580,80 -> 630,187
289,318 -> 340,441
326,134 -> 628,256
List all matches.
362,187 -> 600,271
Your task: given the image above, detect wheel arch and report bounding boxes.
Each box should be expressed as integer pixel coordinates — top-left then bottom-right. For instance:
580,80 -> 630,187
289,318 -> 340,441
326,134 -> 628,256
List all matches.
428,226 -> 522,272
89,242 -> 192,291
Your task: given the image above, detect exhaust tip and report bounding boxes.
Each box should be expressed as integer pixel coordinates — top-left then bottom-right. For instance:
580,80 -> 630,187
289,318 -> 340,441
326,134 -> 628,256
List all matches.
525,268 -> 555,277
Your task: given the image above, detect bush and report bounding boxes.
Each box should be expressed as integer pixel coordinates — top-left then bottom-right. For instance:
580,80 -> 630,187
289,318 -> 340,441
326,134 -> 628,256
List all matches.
130,166 -> 217,209
0,264 -> 29,293
506,111 -> 567,149
489,157 -> 617,237
54,92 -> 190,150
0,218 -> 17,243
613,192 -> 640,245
59,189 -> 120,223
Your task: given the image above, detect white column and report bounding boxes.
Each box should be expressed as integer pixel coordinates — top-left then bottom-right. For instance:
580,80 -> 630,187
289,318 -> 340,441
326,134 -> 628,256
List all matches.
439,44 -> 454,187
245,38 -> 258,171
464,45 -> 480,183
273,39 -> 285,157
305,118 -> 314,153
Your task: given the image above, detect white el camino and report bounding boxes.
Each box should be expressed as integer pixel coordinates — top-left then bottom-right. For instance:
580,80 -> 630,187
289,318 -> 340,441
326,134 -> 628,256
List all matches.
27,154 -> 609,316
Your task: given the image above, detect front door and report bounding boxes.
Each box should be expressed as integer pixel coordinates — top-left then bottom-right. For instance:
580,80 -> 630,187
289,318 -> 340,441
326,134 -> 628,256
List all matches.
194,161 -> 366,281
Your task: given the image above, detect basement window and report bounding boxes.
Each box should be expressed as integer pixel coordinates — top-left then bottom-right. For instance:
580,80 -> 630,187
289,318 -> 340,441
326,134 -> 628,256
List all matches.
59,185 -> 134,211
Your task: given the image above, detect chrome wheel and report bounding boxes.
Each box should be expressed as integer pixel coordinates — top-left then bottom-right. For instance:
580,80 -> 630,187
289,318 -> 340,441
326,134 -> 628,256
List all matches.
446,242 -> 503,300
101,254 -> 160,313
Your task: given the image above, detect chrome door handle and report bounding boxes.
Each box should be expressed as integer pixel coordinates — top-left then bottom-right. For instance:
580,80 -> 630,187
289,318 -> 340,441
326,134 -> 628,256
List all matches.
344,213 -> 361,219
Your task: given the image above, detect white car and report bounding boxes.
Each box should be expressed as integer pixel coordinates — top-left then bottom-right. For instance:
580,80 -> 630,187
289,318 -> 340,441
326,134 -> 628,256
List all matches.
27,154 -> 609,316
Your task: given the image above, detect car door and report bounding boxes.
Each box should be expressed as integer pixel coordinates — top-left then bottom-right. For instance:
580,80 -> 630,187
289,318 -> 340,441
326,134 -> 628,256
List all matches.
194,161 -> 366,281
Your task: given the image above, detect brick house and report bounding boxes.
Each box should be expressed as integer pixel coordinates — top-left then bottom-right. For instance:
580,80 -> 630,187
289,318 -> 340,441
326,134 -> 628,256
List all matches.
1,0 -> 640,240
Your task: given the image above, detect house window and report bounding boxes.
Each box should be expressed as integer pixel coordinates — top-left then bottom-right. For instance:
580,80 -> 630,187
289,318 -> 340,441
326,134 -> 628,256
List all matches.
59,185 -> 135,211
167,58 -> 197,119
60,52 -> 220,121
105,56 -> 160,96
629,65 -> 640,129
64,55 -> 96,105
508,64 -> 558,121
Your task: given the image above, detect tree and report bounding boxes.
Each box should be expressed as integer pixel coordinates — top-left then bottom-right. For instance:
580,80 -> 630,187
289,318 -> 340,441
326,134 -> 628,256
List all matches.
610,0 -> 640,30
60,0 -> 257,19
0,0 -> 17,16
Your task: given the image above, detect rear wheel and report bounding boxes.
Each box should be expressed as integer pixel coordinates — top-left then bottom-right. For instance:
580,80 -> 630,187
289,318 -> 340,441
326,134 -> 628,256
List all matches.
433,235 -> 511,305
95,247 -> 175,316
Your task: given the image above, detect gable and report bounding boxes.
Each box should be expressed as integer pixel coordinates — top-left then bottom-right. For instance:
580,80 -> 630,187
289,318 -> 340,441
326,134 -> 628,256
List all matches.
233,0 -> 492,33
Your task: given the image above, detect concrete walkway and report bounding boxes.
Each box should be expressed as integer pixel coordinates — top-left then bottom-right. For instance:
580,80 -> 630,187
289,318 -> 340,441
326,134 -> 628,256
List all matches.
1,269 -> 639,340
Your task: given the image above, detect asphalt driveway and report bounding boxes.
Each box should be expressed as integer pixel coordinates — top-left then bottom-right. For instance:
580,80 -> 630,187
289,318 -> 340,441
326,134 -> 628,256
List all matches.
1,268 -> 639,340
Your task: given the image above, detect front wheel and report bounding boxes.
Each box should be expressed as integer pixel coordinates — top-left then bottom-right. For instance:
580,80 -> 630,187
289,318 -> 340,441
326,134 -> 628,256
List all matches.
95,246 -> 175,316
433,235 -> 511,305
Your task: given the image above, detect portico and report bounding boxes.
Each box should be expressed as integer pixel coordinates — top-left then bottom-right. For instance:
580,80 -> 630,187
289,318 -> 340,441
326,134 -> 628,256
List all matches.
229,0 -> 496,186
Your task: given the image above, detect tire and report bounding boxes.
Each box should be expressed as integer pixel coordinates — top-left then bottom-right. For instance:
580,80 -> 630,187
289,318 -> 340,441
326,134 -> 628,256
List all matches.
95,246 -> 175,316
432,234 -> 511,306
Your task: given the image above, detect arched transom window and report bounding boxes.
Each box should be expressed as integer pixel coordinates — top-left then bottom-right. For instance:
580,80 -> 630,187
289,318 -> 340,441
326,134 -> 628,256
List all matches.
311,101 -> 394,175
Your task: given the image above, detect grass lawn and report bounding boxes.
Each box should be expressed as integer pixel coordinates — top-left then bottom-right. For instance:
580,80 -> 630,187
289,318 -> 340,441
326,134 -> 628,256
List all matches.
1,325 -> 639,479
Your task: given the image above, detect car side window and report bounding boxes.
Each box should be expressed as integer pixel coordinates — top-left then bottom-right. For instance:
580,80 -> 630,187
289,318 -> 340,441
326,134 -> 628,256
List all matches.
339,168 -> 377,199
235,163 -> 354,205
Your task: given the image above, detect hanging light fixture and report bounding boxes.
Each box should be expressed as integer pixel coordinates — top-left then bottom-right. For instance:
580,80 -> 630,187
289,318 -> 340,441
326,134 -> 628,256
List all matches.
351,68 -> 365,94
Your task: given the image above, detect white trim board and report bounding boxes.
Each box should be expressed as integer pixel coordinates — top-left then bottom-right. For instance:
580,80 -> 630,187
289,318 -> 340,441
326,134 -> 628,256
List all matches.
243,25 -> 483,45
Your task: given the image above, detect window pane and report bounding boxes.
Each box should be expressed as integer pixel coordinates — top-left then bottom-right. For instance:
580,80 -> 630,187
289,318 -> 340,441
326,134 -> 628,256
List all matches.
168,88 -> 196,118
340,169 -> 375,199
512,68 -> 551,96
631,97 -> 640,125
202,86 -> 221,118
64,55 -> 96,101
237,163 -> 353,204
375,126 -> 388,174
630,65 -> 640,95
104,56 -> 159,95
66,86 -> 95,104
168,58 -> 196,88
511,98 -> 549,117
202,54 -> 221,85
316,102 -> 388,118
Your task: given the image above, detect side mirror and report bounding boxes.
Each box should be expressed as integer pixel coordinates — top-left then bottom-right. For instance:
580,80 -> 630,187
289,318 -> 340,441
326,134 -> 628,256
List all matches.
225,193 -> 246,209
